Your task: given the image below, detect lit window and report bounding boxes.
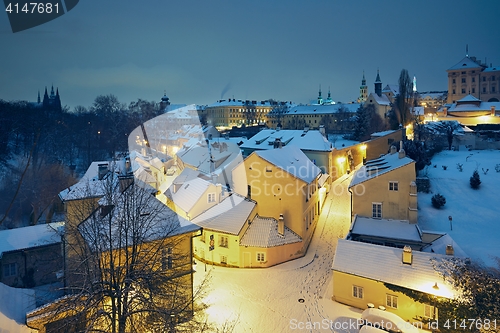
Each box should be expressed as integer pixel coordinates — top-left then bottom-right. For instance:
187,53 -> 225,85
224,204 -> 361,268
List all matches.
389,181 -> 399,191
219,235 -> 228,248
386,294 -> 398,309
257,253 -> 265,262
208,193 -> 216,203
424,304 -> 436,318
353,285 -> 364,299
372,203 -> 382,219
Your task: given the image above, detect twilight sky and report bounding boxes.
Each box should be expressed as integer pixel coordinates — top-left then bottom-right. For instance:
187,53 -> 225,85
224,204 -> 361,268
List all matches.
1,0 -> 500,110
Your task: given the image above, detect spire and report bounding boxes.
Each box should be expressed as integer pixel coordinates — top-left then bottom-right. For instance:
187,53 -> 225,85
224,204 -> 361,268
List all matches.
37,90 -> 40,104
362,71 -> 366,86
413,75 -> 417,92
56,88 -> 59,97
317,85 -> 323,105
327,86 -> 331,99
375,69 -> 381,83
466,44 -> 469,57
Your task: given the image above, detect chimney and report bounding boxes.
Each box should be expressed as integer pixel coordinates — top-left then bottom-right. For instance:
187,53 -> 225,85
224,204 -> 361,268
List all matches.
278,214 -> 285,237
273,138 -> 282,149
446,244 -> 454,256
443,107 -> 448,117
402,246 -> 413,265
390,145 -> 397,154
173,181 -> 183,193
398,141 -> 406,159
319,125 -> 326,137
98,163 -> 109,180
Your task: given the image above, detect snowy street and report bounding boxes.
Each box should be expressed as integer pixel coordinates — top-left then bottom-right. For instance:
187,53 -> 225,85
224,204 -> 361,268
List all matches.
194,172 -> 362,333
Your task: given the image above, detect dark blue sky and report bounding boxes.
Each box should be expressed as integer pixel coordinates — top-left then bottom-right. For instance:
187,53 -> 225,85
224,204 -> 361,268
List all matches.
1,0 -> 499,109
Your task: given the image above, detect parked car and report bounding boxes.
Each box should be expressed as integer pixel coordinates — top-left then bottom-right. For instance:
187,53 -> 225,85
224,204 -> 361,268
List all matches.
360,308 -> 419,333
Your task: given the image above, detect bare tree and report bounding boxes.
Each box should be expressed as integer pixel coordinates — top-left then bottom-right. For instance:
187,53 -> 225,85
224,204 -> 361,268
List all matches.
34,172 -> 225,333
394,69 -> 415,127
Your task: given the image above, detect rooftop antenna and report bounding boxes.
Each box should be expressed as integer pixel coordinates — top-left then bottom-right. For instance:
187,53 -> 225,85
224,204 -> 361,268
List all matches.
466,44 -> 469,57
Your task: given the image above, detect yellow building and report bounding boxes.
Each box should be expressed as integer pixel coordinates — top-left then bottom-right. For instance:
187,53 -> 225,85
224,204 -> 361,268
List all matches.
202,99 -> 278,129
332,239 -> 458,327
435,94 -> 500,126
232,145 -> 324,254
191,193 -> 303,268
447,55 -> 500,103
348,146 -> 417,224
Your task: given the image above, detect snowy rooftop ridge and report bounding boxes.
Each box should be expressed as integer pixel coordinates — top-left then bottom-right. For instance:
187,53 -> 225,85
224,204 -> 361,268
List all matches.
0,222 -> 64,256
240,215 -> 302,248
349,151 -> 414,187
254,145 -> 322,184
349,216 -> 422,243
332,239 -> 459,298
241,129 -> 332,152
191,194 -> 255,235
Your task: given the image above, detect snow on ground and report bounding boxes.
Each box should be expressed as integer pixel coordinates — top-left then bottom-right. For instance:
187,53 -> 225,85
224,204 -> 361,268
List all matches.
194,173 -> 364,333
0,282 -> 36,332
418,149 -> 500,267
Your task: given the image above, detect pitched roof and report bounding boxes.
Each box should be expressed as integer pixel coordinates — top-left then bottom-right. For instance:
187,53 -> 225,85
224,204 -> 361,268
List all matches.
191,194 -> 255,235
240,215 -> 302,247
241,129 -> 332,152
285,103 -> 359,115
349,152 -> 415,187
448,56 -> 483,71
254,145 -> 322,183
164,177 -> 212,214
332,239 -> 458,298
0,222 -> 64,256
349,216 -> 422,243
367,92 -> 390,106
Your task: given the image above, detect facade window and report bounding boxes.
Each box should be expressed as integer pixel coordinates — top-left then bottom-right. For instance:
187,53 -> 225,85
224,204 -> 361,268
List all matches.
207,192 -> 216,203
161,248 -> 173,270
219,235 -> 228,248
461,89 -> 466,94
3,263 -> 16,277
472,88 -> 475,93
424,305 -> 436,319
472,77 -> 475,83
493,76 -> 496,81
372,203 -> 382,219
461,71 -> 466,74
257,252 -> 265,262
389,181 -> 399,191
386,294 -> 398,309
483,87 -> 487,93
452,89 -> 456,94
353,285 -> 364,299
452,78 -> 456,84
492,86 -> 496,93
461,78 -> 466,83
266,166 -> 272,172
483,77 -> 486,82
220,255 -> 227,265
200,231 -> 206,243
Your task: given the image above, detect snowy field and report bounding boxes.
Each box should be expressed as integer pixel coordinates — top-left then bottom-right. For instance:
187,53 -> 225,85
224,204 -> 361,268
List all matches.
0,282 -> 35,332
418,149 -> 500,267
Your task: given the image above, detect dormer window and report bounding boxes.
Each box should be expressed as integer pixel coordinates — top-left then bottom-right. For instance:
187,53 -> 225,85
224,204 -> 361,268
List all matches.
207,193 -> 216,203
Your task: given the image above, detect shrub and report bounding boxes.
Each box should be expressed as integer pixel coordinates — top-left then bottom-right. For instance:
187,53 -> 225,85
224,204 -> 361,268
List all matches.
431,193 -> 446,209
470,170 -> 481,189
456,163 -> 463,172
496,164 -> 500,173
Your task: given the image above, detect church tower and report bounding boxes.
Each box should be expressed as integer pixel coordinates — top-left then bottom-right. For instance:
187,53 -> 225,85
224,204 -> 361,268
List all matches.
374,69 -> 382,97
359,71 -> 368,103
325,87 -> 333,104
160,91 -> 170,111
317,85 -> 323,105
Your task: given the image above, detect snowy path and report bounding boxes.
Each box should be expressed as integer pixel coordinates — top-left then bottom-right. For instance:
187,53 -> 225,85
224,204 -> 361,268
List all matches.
195,173 -> 362,333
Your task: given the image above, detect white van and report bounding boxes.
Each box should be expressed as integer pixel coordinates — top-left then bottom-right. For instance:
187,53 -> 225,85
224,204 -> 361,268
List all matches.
360,308 -> 419,333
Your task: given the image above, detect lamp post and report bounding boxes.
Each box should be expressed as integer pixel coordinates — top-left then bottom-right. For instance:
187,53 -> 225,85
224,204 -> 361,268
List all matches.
448,215 -> 453,231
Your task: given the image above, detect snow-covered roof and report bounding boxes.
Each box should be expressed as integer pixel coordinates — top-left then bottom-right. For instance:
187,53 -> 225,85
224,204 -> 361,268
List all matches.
165,104 -> 200,119
58,161 -> 123,201
457,94 -> 481,103
349,216 -> 422,243
207,99 -> 278,108
448,56 -> 483,71
370,130 -> 397,138
191,194 -> 255,235
241,129 -> 332,152
482,66 -> 500,73
177,141 -> 242,175
80,185 -> 199,252
254,145 -> 322,184
349,152 -> 415,187
447,101 -> 500,113
421,233 -> 468,258
0,222 -> 64,256
285,103 -> 359,115
382,84 -> 398,96
332,239 -> 458,298
240,216 -> 302,248
164,176 -> 212,214
367,92 -> 390,106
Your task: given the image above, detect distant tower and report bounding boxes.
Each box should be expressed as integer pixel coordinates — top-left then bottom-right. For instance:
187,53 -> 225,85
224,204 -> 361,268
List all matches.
160,90 -> 170,111
374,69 -> 382,97
37,90 -> 41,104
359,71 -> 368,103
413,75 -> 417,93
325,87 -> 334,104
317,85 -> 323,105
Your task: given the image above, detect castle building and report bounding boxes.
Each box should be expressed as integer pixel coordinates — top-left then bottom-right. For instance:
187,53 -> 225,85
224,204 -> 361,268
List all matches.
33,85 -> 62,112
447,51 -> 500,103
